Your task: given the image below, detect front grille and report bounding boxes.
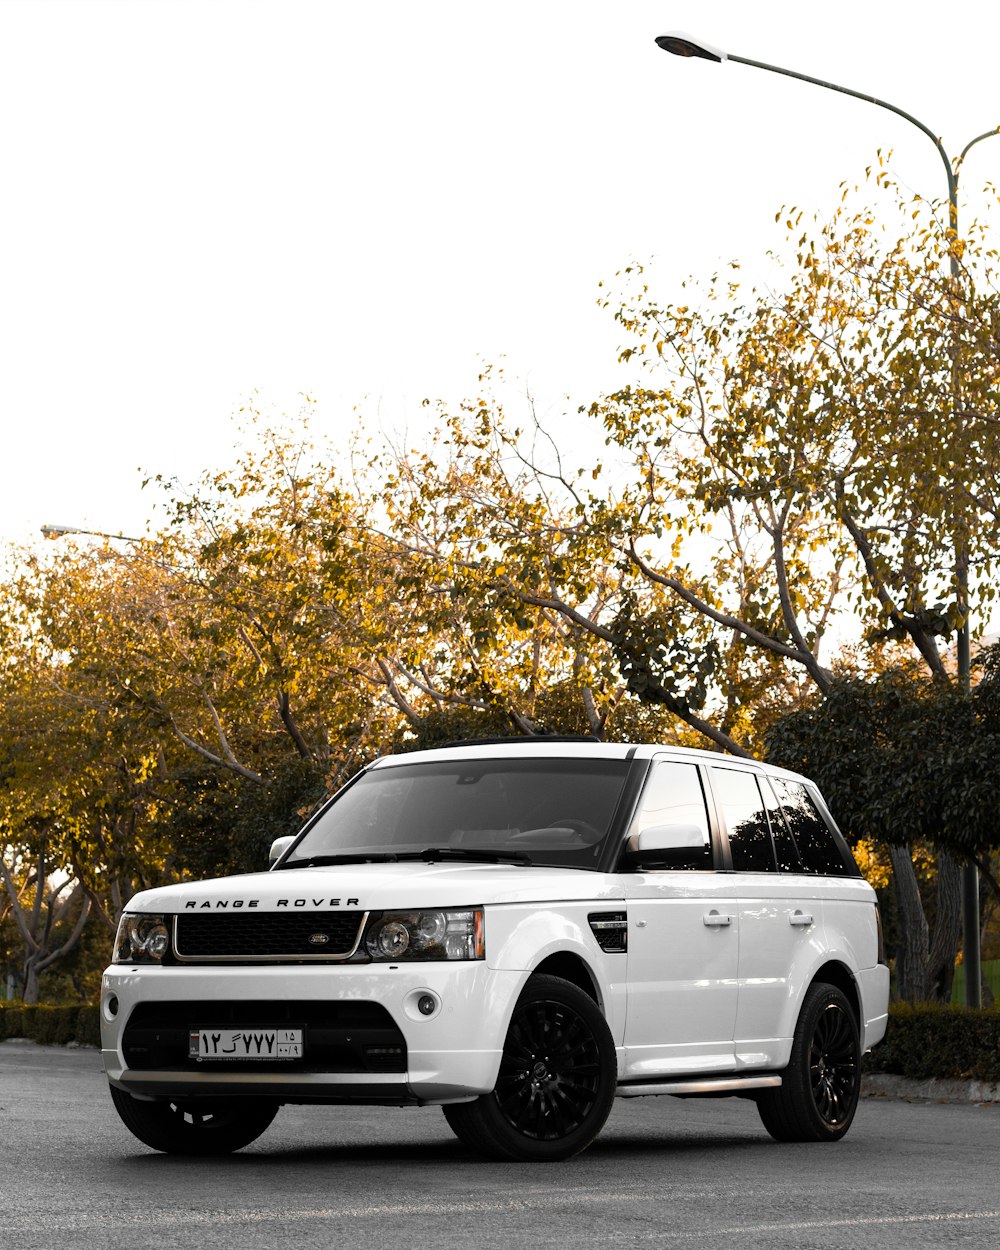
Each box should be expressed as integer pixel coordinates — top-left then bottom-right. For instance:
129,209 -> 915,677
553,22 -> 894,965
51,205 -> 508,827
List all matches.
174,911 -> 366,961
122,999 -> 406,1073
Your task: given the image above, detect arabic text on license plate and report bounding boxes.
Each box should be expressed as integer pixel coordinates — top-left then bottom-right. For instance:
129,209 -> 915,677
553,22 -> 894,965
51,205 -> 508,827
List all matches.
189,1028 -> 304,1060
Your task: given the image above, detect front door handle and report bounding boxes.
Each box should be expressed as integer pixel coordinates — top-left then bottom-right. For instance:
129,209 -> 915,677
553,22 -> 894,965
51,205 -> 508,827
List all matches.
789,911 -> 814,927
703,911 -> 733,927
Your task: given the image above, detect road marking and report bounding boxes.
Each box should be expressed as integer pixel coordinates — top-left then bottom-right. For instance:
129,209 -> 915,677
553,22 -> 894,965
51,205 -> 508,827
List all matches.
8,1193 -> 1000,1236
649,1210 -> 1000,1241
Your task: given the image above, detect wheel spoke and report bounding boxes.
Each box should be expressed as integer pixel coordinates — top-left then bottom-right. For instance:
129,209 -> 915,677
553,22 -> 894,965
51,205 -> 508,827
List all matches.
504,1019 -> 534,1065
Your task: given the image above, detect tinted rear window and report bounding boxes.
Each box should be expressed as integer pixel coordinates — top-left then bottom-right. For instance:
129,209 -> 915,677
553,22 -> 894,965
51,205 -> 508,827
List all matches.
771,778 -> 852,877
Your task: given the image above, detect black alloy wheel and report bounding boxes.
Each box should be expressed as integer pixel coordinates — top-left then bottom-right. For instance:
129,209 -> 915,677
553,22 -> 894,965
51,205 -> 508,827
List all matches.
109,1084 -> 279,1155
808,1000 -> 859,1127
494,995 -> 602,1140
756,981 -> 861,1143
442,973 -> 617,1161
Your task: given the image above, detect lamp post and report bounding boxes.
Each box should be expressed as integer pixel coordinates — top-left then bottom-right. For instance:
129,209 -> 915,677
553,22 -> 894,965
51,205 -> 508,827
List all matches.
657,32 -> 999,1007
41,523 -> 147,543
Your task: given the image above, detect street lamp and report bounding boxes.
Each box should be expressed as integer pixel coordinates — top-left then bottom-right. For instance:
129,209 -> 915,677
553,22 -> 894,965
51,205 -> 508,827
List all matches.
41,523 -> 147,543
657,32 -> 999,1007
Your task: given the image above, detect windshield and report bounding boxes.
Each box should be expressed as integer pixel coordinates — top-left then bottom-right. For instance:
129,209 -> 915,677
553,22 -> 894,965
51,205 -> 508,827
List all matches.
283,757 -> 632,871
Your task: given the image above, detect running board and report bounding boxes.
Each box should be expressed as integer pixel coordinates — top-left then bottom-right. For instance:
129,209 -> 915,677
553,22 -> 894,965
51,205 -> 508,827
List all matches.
616,1074 -> 782,1098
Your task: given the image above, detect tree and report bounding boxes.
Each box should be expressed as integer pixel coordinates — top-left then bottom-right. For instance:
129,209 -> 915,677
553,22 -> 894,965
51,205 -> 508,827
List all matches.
380,392 -> 702,746
0,854 -> 91,1005
0,628 -> 102,1002
588,178 -> 1000,727
765,662 -> 1000,1002
382,182 -> 1000,999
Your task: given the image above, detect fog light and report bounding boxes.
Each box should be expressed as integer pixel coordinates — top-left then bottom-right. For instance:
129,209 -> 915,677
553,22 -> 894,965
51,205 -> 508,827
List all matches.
417,994 -> 437,1016
106,994 -> 119,1018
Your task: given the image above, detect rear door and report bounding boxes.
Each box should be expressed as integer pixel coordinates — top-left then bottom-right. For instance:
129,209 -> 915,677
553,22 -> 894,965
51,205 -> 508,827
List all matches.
707,765 -> 822,1070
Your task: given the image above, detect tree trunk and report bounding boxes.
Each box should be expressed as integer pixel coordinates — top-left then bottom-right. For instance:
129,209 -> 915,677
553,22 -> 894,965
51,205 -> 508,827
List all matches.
888,844 -> 929,1002
927,849 -> 962,1003
22,958 -> 41,1007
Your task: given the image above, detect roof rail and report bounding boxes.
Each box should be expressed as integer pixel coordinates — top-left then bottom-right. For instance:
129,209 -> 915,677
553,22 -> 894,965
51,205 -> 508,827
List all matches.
434,734 -> 605,749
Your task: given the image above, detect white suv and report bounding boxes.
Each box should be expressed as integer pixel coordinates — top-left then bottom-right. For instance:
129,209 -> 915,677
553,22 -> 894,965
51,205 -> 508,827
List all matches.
102,740 -> 889,1161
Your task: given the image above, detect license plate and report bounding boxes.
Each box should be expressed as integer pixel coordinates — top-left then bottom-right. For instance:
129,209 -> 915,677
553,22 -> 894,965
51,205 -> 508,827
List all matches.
188,1027 -> 304,1061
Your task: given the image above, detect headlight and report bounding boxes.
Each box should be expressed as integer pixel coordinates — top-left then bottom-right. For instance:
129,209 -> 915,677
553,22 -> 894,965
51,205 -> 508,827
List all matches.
363,908 -> 484,961
113,914 -> 171,964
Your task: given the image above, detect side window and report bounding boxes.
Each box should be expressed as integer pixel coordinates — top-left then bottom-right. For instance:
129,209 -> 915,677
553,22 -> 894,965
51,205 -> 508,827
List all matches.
629,760 -> 711,869
711,768 -> 776,873
772,779 -> 849,876
759,777 -> 802,872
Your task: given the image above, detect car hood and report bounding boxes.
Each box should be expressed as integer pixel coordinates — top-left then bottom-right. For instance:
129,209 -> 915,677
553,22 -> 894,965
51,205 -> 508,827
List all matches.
124,861 -> 625,914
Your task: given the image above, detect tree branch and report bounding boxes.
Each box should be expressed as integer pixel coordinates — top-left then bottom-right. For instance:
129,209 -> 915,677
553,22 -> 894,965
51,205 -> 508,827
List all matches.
276,690 -> 313,759
625,543 -> 834,688
171,720 -> 264,783
36,891 -> 92,975
375,659 -> 423,728
834,483 -> 948,680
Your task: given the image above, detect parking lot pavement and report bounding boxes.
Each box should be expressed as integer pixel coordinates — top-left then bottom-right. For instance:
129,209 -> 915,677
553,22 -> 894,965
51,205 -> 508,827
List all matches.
3,1041 -> 1000,1249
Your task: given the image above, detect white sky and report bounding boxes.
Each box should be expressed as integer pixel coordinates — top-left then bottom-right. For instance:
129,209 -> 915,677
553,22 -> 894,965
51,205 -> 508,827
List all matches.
2,0 -> 1000,548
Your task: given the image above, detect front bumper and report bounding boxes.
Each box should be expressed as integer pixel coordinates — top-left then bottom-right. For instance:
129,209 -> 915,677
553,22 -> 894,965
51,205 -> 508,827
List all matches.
102,960 -> 524,1104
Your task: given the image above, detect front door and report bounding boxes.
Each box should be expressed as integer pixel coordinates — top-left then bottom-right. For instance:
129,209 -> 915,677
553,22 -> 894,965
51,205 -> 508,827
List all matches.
622,757 -> 739,1078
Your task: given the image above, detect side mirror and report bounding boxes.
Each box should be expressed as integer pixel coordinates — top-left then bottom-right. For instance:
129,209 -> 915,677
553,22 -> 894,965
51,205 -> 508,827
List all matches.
626,822 -> 710,867
268,835 -> 295,867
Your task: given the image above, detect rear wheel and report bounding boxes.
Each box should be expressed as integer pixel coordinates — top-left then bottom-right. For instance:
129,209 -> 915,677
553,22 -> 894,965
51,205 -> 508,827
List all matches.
757,982 -> 861,1143
442,973 -> 617,1161
109,1085 -> 278,1155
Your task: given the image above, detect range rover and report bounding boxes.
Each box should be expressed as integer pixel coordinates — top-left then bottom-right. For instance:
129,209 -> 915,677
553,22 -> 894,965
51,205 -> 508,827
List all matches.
102,740 -> 889,1161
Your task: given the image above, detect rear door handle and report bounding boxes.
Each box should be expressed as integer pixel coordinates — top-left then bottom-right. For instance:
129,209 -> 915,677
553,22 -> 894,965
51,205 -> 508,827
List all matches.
703,911 -> 733,927
789,911 -> 814,927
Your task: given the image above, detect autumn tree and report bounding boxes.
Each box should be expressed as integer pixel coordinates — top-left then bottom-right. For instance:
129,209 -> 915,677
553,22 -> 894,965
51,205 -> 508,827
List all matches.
385,181 -> 1000,999
0,611 -> 103,1001
379,389 -> 699,747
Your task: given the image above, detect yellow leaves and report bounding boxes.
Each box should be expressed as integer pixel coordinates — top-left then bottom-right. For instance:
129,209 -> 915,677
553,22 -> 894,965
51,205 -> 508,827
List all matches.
852,838 -> 892,890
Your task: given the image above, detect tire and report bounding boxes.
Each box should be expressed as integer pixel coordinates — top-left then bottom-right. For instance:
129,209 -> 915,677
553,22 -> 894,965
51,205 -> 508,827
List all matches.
109,1085 -> 279,1155
757,982 -> 861,1143
442,973 -> 617,1162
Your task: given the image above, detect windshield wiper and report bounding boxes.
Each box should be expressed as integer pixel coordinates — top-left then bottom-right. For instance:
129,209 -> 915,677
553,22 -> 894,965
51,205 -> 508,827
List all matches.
396,847 -> 532,866
275,852 -> 402,870
277,847 -> 532,870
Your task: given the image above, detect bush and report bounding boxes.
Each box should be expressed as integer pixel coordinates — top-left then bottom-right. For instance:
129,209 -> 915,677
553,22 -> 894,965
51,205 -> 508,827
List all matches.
0,1003 -> 100,1048
866,1004 -> 1000,1084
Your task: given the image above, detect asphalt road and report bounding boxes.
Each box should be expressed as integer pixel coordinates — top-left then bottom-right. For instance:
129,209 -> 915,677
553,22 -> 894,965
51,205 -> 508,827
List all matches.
2,1041 -> 998,1250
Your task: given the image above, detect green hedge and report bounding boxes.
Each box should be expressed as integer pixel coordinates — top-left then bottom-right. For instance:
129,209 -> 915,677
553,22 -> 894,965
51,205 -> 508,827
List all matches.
865,1004 -> 1000,1084
0,1003 -> 101,1048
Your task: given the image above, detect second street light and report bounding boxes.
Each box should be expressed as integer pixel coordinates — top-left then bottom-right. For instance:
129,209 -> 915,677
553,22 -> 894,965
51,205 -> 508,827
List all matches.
41,523 -> 147,543
656,31 -> 999,1008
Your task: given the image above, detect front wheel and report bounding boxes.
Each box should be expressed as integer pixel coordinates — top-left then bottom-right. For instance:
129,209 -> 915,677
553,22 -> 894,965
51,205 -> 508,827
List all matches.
756,982 -> 861,1143
442,973 -> 617,1161
109,1085 -> 279,1155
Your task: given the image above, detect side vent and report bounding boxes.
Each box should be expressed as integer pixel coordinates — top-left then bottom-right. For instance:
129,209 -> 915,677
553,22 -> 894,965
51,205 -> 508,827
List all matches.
588,911 -> 628,953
